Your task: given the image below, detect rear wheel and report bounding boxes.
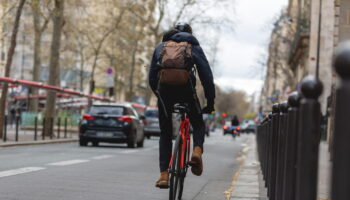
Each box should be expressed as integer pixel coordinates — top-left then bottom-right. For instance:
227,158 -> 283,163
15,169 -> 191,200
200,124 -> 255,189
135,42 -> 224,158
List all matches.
92,141 -> 99,146
169,135 -> 184,200
127,131 -> 137,148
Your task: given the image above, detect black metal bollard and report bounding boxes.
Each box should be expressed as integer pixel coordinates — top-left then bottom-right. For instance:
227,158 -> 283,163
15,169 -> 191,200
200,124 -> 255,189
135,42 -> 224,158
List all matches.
295,76 -> 323,200
282,92 -> 300,200
266,114 -> 273,194
64,118 -> 67,138
42,118 -> 45,140
264,114 -> 272,188
34,116 -> 38,141
275,102 -> 288,200
57,117 -> 61,139
50,118 -> 54,139
15,115 -> 19,142
3,115 -> 7,142
268,104 -> 280,200
331,42 -> 350,200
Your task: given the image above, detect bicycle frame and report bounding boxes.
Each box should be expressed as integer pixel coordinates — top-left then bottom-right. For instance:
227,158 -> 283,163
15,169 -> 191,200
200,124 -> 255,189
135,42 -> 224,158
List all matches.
169,114 -> 191,170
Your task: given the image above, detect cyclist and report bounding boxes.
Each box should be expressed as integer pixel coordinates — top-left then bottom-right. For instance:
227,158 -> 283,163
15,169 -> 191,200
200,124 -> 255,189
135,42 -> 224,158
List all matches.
149,23 -> 215,188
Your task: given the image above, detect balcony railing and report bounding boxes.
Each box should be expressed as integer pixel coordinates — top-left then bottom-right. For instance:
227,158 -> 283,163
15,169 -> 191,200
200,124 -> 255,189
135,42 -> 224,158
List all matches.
288,17 -> 310,66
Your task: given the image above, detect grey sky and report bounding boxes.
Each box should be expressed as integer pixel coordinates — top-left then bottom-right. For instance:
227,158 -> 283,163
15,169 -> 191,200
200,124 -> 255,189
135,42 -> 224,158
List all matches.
213,0 -> 288,95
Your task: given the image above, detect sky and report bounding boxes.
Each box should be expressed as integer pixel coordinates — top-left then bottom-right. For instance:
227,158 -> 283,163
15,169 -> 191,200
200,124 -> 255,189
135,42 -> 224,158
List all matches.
212,0 -> 288,95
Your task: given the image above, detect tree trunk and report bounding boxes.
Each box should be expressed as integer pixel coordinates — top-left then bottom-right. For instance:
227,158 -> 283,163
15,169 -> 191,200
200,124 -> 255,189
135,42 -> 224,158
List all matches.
29,0 -> 42,112
0,0 -> 26,139
127,40 -> 139,102
79,47 -> 84,92
44,0 -> 64,137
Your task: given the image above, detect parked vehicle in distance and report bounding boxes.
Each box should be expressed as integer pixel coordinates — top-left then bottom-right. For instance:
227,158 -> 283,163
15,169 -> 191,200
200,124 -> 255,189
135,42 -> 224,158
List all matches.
143,107 -> 180,139
143,107 -> 160,139
240,120 -> 257,133
132,103 -> 146,116
223,121 -> 241,137
79,102 -> 145,148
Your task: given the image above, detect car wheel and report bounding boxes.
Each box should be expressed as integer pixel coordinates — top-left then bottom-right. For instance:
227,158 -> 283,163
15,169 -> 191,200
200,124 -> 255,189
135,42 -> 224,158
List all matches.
137,135 -> 145,148
146,135 -> 151,139
79,139 -> 87,146
127,131 -> 137,148
92,141 -> 99,147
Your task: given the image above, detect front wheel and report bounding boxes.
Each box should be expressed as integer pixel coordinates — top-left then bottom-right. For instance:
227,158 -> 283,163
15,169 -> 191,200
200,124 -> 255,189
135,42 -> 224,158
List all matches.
169,135 -> 185,200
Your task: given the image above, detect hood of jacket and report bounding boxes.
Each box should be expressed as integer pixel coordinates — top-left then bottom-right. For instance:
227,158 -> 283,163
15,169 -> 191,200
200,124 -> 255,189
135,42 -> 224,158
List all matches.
170,32 -> 199,45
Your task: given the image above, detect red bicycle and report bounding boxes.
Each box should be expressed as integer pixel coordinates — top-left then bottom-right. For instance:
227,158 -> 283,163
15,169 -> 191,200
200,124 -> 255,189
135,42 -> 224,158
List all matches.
169,103 -> 192,200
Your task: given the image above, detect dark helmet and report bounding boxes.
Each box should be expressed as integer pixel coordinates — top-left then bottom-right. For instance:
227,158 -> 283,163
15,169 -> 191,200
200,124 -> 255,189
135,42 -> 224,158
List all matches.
175,23 -> 192,34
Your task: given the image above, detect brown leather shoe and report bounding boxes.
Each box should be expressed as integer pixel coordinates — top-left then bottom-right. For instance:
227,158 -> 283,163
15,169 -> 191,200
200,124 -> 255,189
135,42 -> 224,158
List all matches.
191,146 -> 203,176
155,171 -> 169,189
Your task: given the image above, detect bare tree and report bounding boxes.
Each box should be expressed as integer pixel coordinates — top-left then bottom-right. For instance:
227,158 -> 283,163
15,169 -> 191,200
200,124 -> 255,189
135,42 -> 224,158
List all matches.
43,0 -> 64,136
29,0 -> 51,112
0,0 -> 26,138
86,8 -> 126,95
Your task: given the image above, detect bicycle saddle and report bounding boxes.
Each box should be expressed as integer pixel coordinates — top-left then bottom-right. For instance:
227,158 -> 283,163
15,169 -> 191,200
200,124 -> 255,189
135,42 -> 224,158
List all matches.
174,103 -> 189,113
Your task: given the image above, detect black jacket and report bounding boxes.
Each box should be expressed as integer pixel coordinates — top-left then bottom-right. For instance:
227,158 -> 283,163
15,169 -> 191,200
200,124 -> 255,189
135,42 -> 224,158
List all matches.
148,32 -> 215,101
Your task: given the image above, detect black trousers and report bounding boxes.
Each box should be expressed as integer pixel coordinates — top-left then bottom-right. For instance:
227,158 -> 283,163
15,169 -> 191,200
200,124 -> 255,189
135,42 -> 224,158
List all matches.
157,84 -> 205,172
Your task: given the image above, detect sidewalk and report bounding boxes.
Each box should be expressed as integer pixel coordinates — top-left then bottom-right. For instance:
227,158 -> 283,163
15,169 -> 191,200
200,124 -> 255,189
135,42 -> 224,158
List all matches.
229,135 -> 331,200
0,127 -> 78,147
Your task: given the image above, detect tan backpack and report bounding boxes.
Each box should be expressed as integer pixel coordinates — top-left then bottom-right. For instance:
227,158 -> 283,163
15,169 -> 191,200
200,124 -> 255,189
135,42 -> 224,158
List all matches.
159,41 -> 193,85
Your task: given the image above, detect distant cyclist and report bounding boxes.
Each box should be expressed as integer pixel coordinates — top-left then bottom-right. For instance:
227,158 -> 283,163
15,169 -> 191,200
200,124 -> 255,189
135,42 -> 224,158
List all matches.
149,23 -> 215,188
231,115 -> 240,126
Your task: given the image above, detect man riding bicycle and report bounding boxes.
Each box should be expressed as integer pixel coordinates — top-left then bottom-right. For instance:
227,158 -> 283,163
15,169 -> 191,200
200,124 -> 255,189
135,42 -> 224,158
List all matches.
149,23 -> 215,188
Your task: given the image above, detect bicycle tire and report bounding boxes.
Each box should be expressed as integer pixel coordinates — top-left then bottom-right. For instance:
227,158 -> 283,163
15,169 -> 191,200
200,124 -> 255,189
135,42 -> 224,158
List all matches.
169,134 -> 182,200
177,149 -> 186,200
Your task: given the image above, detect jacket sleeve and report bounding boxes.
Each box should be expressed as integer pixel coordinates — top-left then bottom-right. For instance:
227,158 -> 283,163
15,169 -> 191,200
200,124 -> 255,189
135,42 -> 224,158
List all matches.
148,45 -> 162,92
192,45 -> 216,100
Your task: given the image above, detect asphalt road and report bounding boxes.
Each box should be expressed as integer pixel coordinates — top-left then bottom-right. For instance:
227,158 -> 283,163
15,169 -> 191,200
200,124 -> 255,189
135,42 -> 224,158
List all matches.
0,130 -> 250,200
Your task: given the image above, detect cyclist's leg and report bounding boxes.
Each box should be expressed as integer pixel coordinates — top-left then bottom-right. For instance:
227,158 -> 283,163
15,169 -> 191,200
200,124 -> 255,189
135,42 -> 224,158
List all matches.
158,98 -> 174,172
186,97 -> 205,176
187,99 -> 205,150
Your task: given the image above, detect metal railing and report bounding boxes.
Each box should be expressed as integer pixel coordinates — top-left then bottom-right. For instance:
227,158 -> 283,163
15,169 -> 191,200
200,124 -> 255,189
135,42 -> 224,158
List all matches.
257,42 -> 350,200
2,115 -> 76,142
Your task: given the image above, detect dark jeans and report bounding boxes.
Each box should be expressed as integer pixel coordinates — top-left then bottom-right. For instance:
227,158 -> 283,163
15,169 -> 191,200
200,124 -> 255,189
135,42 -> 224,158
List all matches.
157,84 -> 205,172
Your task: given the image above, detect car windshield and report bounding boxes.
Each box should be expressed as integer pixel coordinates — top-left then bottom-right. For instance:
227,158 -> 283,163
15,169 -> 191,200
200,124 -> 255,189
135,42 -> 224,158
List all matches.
145,109 -> 158,118
89,106 -> 124,116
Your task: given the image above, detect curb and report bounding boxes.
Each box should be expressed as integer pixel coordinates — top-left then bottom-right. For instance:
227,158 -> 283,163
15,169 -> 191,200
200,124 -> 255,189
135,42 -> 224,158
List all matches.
0,138 -> 78,147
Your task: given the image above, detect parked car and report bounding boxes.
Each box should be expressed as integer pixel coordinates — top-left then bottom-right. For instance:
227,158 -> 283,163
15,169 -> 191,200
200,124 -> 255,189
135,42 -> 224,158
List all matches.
223,121 -> 241,137
79,102 -> 145,148
143,107 -> 180,139
143,107 -> 160,139
240,120 -> 257,133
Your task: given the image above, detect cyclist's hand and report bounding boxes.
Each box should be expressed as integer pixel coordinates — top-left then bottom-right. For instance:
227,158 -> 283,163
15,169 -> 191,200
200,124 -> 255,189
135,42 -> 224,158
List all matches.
202,106 -> 214,114
202,98 -> 214,114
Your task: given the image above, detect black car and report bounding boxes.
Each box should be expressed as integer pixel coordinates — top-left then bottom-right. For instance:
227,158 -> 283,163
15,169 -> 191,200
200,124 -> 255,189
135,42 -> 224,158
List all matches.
79,103 -> 145,148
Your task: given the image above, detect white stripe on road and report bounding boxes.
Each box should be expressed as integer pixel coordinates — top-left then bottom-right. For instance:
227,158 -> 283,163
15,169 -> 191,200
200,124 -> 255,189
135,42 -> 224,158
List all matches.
0,167 -> 45,178
91,155 -> 114,160
121,149 -> 139,154
121,146 -> 158,154
47,159 -> 89,166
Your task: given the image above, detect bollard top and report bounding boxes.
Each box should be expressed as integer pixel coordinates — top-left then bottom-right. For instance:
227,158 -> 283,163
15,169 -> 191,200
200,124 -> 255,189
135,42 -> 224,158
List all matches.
300,75 -> 323,99
268,113 -> 273,119
272,103 -> 280,113
280,101 -> 288,113
334,41 -> 350,79
288,91 -> 300,107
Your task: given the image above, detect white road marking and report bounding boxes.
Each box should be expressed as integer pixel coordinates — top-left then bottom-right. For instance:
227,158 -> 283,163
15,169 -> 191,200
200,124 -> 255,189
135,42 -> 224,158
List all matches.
91,155 -> 114,160
47,159 -> 89,166
121,149 -> 139,154
0,167 -> 45,178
